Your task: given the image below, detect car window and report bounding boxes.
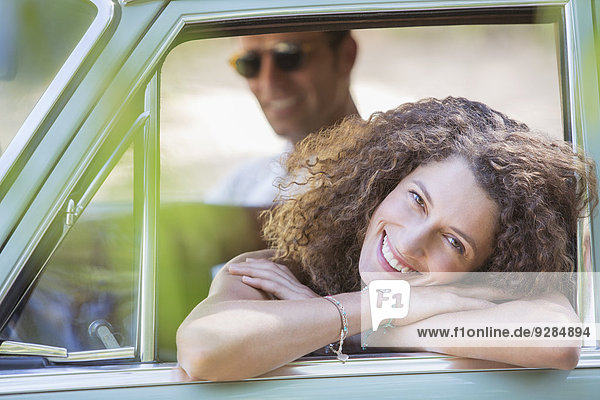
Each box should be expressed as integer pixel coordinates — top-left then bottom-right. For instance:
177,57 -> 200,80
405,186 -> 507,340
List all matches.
157,21 -> 566,361
1,143 -> 137,353
0,0 -> 98,176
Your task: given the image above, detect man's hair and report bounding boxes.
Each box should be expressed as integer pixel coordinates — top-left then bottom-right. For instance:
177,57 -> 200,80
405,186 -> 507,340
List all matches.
262,97 -> 598,295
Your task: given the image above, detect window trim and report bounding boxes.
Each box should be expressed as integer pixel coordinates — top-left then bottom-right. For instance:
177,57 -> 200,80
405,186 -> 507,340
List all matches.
1,349 -> 600,395
137,74 -> 160,362
564,0 -> 600,329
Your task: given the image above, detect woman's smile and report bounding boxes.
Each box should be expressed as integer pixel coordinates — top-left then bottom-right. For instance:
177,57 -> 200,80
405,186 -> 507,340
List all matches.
378,231 -> 419,273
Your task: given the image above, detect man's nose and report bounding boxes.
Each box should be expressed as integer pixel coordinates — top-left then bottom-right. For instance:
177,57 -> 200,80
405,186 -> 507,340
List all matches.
256,53 -> 286,88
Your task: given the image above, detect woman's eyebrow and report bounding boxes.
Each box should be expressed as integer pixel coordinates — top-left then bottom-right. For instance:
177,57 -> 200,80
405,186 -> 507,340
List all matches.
413,180 -> 433,206
450,226 -> 477,253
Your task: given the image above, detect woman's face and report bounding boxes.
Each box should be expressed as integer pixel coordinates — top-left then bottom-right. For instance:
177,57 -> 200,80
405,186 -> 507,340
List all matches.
359,157 -> 499,284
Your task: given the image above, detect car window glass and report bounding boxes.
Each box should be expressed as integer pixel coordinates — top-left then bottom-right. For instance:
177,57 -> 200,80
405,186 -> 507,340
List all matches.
0,0 -> 96,157
1,144 -> 137,352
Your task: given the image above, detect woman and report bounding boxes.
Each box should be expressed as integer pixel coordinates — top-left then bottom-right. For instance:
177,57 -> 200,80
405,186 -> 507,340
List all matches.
177,97 -> 597,381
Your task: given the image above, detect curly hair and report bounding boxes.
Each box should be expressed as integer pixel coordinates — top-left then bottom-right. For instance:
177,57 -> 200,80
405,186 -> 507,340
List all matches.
262,97 -> 598,295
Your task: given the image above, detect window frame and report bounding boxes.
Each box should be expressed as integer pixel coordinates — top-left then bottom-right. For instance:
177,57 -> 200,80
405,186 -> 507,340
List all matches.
153,0 -> 600,371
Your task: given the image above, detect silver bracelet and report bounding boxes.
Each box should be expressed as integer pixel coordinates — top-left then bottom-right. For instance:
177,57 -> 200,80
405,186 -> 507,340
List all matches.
324,295 -> 349,362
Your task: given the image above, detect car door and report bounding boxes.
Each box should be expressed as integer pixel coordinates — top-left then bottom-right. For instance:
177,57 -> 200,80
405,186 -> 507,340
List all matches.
0,0 -> 599,398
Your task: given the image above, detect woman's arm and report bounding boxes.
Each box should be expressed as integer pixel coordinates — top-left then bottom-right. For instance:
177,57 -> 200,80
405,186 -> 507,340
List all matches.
368,291 -> 581,369
176,250 -> 364,381
176,253 -> 491,380
177,253 -> 580,381
177,253 -> 507,381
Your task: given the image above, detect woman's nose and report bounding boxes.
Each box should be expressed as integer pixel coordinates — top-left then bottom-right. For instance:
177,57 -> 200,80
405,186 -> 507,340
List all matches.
397,226 -> 428,259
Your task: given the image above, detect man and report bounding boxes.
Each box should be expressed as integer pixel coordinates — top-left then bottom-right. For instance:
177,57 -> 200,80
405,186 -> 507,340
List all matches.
207,30 -> 358,207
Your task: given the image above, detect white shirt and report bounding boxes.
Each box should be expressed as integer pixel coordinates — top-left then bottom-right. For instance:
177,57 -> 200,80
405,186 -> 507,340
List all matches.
205,153 -> 288,208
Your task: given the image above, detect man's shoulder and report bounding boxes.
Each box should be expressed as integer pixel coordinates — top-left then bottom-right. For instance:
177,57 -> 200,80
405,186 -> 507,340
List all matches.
227,153 -> 284,182
205,153 -> 287,207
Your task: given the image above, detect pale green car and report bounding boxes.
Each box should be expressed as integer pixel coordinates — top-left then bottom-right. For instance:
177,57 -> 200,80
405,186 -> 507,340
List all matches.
1,0 -> 599,398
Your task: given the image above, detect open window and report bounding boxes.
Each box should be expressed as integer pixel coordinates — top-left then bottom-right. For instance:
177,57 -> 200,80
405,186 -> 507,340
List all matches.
157,4 -> 599,364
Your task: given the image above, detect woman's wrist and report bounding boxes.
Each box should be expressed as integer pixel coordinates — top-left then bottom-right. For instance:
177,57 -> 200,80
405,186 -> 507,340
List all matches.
323,295 -> 350,362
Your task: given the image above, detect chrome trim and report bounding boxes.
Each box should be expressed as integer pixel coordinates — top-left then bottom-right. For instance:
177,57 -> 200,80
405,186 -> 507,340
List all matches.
261,354 -> 520,380
0,363 -> 179,395
565,0 -> 599,340
48,347 -> 135,363
1,350 -> 600,395
120,0 -> 155,5
76,111 -> 149,212
137,74 -> 159,362
257,349 -> 600,380
577,348 -> 600,367
0,0 -> 115,186
176,0 -> 570,26
0,341 -> 67,358
564,2 -> 581,179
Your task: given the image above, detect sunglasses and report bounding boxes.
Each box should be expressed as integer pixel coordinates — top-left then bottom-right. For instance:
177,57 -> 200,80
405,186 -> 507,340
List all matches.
229,42 -> 312,78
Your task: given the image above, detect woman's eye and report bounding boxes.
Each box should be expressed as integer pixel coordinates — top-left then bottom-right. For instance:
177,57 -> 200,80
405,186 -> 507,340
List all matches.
447,236 -> 465,253
410,191 -> 425,208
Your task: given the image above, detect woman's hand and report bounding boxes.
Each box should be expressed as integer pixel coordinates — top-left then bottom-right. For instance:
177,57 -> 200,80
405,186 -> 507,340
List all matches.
381,284 -> 498,327
363,278 -> 526,329
228,258 -> 319,300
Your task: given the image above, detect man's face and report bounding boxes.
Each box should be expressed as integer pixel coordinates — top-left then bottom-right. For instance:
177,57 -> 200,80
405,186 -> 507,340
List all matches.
237,32 -> 355,143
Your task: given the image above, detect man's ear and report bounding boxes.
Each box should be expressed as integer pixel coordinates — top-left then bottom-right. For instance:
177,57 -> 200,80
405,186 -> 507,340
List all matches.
338,34 -> 357,76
